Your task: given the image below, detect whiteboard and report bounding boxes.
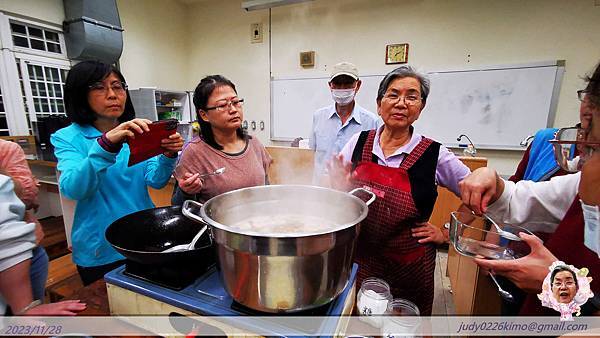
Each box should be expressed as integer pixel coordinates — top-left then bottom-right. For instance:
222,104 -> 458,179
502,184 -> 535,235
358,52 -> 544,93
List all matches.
270,61 -> 563,150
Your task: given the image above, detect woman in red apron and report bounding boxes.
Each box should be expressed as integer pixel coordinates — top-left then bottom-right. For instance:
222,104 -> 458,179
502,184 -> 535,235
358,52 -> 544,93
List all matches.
333,66 -> 470,315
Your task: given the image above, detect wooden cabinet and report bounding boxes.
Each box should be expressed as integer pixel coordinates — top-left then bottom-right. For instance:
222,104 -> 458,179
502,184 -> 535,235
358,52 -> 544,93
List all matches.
265,146 -> 314,185
427,156 -> 502,315
148,180 -> 175,207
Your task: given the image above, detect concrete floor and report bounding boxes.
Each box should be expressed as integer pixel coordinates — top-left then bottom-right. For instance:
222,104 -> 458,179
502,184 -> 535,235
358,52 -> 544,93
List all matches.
432,249 -> 456,315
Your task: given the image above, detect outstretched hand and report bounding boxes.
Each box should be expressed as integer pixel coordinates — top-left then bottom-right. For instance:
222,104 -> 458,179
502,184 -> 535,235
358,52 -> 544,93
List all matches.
24,300 -> 86,316
326,154 -> 352,190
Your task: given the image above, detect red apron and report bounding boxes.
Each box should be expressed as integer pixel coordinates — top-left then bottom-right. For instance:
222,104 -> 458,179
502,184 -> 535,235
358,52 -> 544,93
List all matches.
351,130 -> 438,315
519,197 -> 600,316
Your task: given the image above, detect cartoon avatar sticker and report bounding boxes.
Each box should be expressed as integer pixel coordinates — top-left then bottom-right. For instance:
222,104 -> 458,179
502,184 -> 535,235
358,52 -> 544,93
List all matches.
538,261 -> 594,321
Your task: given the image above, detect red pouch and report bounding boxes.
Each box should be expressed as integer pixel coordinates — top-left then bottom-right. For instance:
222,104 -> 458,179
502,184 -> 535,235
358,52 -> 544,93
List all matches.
127,119 -> 178,166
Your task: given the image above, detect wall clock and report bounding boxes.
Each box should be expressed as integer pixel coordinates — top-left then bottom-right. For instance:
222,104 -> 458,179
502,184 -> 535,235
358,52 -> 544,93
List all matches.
385,43 -> 409,64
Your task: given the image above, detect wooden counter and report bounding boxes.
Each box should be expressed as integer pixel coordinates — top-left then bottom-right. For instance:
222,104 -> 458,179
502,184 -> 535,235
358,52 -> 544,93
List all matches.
265,146 -> 314,185
148,179 -> 175,207
27,158 -> 57,167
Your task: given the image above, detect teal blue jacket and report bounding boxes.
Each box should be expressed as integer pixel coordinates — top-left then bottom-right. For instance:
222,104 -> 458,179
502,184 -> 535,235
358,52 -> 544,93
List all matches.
51,123 -> 176,267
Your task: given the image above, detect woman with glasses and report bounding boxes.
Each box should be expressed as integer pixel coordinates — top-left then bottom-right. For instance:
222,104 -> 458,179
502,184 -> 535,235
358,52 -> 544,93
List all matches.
551,266 -> 579,305
460,61 -> 600,316
172,75 -> 271,205
51,60 -> 184,285
329,65 -> 470,315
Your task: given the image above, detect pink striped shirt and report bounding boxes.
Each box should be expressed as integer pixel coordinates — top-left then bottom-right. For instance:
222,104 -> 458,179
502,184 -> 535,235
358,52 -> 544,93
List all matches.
0,139 -> 39,208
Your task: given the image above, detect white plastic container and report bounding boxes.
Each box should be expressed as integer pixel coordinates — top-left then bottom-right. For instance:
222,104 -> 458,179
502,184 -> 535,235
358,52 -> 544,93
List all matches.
356,277 -> 393,328
381,298 -> 421,338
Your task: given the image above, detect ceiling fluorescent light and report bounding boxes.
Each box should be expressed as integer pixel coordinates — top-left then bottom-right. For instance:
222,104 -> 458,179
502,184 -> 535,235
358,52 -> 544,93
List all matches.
241,0 -> 313,11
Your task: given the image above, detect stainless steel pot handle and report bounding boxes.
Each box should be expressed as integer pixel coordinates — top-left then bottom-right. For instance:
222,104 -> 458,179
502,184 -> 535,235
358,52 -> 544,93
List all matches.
182,200 -> 209,225
182,200 -> 214,241
349,187 -> 376,206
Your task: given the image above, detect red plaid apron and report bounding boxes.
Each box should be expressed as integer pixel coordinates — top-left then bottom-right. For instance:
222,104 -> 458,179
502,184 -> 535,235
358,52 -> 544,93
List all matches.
352,130 -> 437,315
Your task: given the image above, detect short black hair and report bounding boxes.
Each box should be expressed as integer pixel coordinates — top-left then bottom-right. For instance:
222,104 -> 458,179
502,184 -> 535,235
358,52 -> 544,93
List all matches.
551,266 -> 579,290
584,61 -> 600,108
193,75 -> 248,151
64,60 -> 135,125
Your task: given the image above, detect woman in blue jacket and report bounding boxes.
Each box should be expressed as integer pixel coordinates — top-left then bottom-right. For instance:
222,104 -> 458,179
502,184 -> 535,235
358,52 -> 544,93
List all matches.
51,60 -> 183,285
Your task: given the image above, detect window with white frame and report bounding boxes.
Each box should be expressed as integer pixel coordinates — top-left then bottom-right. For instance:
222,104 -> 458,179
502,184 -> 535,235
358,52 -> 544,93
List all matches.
10,21 -> 62,54
0,13 -> 70,136
0,85 -> 8,136
16,59 -> 69,132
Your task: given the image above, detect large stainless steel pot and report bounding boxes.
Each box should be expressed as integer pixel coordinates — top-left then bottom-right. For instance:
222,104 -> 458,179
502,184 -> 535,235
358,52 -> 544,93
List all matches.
182,185 -> 375,313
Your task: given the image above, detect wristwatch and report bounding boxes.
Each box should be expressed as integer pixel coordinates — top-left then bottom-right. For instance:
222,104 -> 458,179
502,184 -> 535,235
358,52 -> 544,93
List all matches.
16,299 -> 41,315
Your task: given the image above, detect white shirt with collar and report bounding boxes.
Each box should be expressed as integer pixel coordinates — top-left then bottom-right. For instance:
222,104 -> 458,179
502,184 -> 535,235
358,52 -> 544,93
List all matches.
486,172 -> 581,233
310,103 -> 379,183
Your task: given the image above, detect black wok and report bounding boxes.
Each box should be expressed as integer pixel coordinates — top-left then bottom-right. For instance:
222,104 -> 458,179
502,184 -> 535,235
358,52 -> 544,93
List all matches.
105,205 -> 214,266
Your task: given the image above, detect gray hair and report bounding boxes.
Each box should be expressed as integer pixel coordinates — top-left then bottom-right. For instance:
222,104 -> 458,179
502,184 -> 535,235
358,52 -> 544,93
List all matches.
377,65 -> 431,104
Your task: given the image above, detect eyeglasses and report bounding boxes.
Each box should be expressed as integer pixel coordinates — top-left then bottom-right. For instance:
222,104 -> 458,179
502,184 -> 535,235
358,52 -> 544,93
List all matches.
553,281 -> 576,288
88,81 -> 128,95
205,98 -> 244,112
382,93 -> 422,106
549,127 -> 600,172
577,90 -> 588,102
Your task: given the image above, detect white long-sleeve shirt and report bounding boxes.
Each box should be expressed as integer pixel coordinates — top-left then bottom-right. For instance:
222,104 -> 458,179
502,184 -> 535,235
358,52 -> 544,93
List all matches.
0,174 -> 36,314
487,172 -> 581,233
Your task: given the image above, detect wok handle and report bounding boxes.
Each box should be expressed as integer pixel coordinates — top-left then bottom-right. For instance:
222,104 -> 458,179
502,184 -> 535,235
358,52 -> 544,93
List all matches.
182,200 -> 209,226
349,187 -> 376,206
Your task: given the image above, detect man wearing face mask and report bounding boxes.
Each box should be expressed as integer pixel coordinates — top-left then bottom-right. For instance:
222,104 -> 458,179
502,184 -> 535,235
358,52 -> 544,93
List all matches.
459,61 -> 600,316
310,62 -> 379,185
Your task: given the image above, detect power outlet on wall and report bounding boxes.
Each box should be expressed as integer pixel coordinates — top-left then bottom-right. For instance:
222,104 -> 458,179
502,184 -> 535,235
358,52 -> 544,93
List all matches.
250,23 -> 263,43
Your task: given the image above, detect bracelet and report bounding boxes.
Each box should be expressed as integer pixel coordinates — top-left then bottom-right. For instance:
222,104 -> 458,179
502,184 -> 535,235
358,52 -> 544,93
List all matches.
98,133 -> 123,153
16,299 -> 41,315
